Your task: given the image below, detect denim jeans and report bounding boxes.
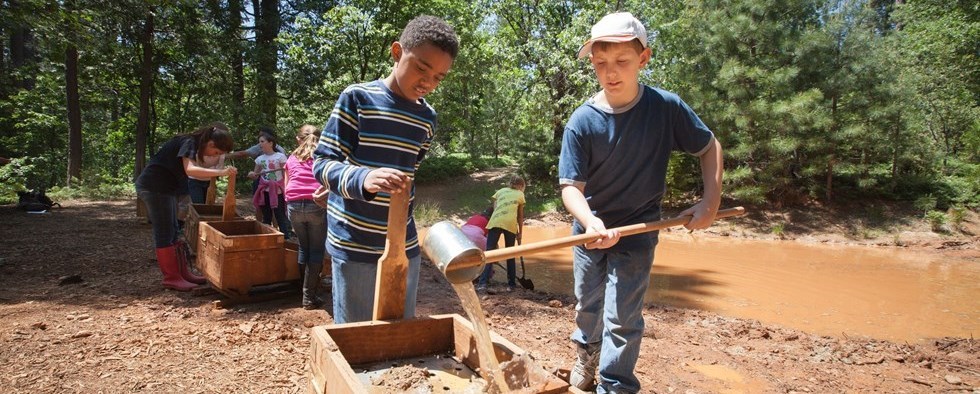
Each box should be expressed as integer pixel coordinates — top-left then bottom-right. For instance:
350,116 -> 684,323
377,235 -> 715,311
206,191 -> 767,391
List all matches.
259,192 -> 292,237
137,189 -> 179,248
331,254 -> 421,324
187,178 -> 211,204
570,242 -> 656,394
287,200 -> 327,303
477,227 -> 517,287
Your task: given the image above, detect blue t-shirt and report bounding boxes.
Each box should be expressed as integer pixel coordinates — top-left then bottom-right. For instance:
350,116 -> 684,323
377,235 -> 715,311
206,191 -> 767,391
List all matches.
312,80 -> 435,262
136,136 -> 197,195
558,85 -> 714,251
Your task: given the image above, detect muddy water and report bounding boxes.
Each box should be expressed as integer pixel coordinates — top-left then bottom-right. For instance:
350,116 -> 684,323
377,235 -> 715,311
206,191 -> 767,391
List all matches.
452,281 -> 508,393
515,226 -> 979,343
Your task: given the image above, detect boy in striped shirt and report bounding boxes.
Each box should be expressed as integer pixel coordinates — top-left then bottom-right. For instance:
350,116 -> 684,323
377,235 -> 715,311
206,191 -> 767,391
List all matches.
312,16 -> 459,323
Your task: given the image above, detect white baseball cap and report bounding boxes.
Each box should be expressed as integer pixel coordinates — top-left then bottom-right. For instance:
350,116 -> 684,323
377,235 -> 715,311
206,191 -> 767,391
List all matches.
577,12 -> 648,59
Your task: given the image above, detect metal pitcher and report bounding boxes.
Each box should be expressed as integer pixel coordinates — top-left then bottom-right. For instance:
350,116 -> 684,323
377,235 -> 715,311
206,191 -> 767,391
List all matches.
422,221 -> 486,284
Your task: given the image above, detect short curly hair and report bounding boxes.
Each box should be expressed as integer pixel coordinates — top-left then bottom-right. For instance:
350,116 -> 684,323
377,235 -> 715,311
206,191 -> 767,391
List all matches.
399,15 -> 459,59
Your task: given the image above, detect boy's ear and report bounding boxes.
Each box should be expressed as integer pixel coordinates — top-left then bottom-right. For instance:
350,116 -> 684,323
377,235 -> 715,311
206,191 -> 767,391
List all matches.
390,41 -> 403,62
639,47 -> 652,67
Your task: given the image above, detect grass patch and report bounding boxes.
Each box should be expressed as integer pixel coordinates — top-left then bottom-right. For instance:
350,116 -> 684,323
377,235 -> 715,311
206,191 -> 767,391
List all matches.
413,200 -> 444,227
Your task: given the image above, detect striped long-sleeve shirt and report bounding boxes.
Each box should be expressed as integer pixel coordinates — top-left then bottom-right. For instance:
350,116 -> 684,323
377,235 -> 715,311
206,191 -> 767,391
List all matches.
312,80 -> 435,263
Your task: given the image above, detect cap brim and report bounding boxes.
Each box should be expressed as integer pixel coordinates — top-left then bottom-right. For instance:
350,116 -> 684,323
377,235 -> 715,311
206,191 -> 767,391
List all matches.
576,35 -> 640,59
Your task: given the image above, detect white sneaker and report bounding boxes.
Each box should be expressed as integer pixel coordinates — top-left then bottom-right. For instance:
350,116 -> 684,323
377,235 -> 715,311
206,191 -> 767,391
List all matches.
569,343 -> 600,390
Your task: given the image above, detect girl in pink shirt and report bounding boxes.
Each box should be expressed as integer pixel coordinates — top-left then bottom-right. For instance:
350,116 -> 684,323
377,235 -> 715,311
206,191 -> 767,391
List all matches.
284,125 -> 328,309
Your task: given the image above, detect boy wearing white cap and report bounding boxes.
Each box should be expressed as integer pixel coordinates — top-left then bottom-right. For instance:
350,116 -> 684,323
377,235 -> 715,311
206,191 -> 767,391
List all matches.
558,12 -> 724,393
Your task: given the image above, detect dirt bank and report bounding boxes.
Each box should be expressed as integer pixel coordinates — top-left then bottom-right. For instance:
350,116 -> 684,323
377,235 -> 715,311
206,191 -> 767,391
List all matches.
0,196 -> 977,393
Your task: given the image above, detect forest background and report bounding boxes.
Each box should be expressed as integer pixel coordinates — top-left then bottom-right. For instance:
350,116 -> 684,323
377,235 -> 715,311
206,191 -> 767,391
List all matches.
0,0 -> 976,228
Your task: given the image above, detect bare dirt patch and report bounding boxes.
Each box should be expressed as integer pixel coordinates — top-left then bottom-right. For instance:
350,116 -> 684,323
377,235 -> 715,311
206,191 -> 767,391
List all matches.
0,192 -> 977,393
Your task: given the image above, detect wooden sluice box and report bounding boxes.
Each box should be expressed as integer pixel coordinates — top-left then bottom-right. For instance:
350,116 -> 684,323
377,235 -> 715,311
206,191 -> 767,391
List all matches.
283,240 -> 332,279
185,204 -> 241,253
196,220 -> 295,298
307,314 -> 572,394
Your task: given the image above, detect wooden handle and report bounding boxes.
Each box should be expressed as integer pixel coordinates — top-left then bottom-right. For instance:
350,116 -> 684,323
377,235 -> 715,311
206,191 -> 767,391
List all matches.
206,178 -> 217,205
222,175 -> 236,221
460,207 -> 746,269
373,183 -> 412,321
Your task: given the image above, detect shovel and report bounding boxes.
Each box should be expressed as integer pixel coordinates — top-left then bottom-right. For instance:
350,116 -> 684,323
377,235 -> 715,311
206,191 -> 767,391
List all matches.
516,238 -> 534,290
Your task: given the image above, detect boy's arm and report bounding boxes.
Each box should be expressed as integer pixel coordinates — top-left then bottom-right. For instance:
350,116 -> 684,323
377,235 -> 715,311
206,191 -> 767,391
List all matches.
560,184 -> 620,249
312,90 -> 409,199
679,138 -> 723,230
516,203 -> 525,242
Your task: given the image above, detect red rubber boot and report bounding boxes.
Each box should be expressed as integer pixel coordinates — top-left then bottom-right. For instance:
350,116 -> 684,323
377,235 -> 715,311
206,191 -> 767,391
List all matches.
175,240 -> 207,284
156,245 -> 198,291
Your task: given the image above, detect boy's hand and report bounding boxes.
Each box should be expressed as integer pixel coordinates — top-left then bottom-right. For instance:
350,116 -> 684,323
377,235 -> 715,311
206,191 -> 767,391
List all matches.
584,216 -> 620,249
312,185 -> 329,208
364,168 -> 409,194
247,171 -> 257,179
679,201 -> 718,230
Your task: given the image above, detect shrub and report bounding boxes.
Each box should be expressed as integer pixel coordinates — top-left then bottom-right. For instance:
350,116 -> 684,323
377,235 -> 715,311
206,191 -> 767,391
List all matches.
415,154 -> 508,184
771,223 -> 786,239
0,156 -> 61,204
914,194 -> 937,215
925,210 -> 946,232
947,206 -> 965,229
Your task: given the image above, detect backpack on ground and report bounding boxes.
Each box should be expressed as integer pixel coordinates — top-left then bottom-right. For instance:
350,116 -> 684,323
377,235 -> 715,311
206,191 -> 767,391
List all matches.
16,189 -> 59,211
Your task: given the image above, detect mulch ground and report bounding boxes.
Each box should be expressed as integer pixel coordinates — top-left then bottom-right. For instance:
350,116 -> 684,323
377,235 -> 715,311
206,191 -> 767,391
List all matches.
0,200 -> 977,393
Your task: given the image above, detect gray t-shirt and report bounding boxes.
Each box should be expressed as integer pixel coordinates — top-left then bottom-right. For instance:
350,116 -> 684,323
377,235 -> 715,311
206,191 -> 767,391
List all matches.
244,143 -> 286,159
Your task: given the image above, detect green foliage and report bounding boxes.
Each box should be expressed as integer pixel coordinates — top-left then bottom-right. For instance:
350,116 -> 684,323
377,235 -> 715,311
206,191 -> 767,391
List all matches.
48,181 -> 134,202
924,210 -> 946,233
415,154 -> 509,184
0,155 -> 63,203
914,194 -> 938,215
946,206 -> 965,228
0,0 -> 975,217
770,222 -> 785,239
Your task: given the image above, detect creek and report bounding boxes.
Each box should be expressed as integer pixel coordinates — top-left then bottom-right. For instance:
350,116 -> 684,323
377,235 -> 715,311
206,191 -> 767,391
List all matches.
508,226 -> 979,343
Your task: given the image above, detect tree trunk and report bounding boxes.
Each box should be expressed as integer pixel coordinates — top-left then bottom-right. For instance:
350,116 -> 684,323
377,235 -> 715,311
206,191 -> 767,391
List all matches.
9,0 -> 36,91
66,40 -> 82,184
229,0 -> 245,127
253,0 -> 279,126
134,9 -> 154,179
825,95 -> 839,202
0,37 -> 6,102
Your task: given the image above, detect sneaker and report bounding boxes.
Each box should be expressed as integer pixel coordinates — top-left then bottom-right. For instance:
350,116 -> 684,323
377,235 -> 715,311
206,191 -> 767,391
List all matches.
302,296 -> 325,310
504,286 -> 515,292
569,343 -> 600,390
475,284 -> 487,293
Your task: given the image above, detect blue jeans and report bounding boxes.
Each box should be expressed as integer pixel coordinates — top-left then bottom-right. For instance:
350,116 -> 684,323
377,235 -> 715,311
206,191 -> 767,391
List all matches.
259,192 -> 292,237
287,200 -> 327,302
187,178 -> 211,204
570,242 -> 656,394
331,254 -> 421,324
137,189 -> 179,248
477,227 -> 517,287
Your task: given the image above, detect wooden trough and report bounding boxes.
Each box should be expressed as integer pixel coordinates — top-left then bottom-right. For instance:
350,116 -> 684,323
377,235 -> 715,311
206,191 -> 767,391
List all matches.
307,314 -> 573,394
196,220 -> 289,298
185,204 -> 241,253
283,240 -> 332,279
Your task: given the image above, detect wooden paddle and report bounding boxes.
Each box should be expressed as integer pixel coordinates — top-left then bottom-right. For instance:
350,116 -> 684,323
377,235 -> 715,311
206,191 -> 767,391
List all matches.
372,182 -> 411,321
206,178 -> 217,204
222,175 -> 236,221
